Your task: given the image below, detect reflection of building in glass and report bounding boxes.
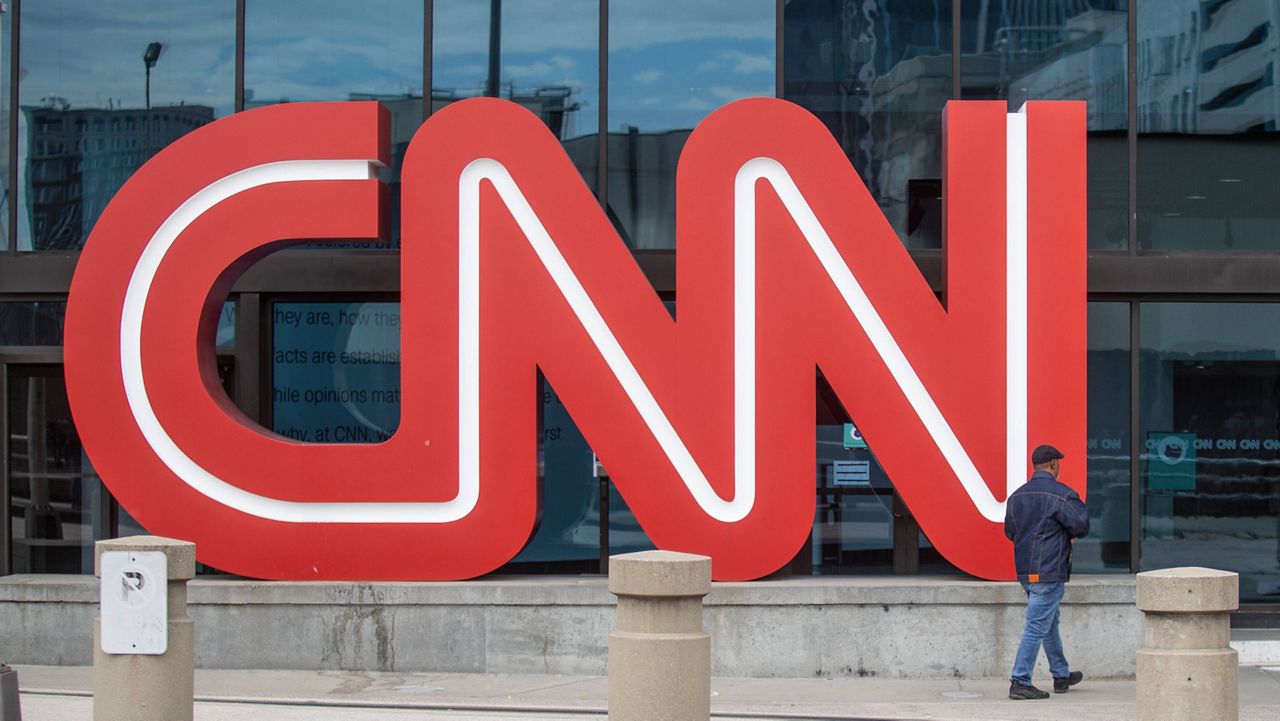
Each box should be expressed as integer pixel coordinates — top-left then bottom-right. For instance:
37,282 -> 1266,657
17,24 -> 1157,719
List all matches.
24,100 -> 214,250
1136,0 -> 1280,249
965,2 -> 1128,129
433,85 -> 582,140
784,1 -> 951,248
241,86 -> 586,248
246,85 -> 582,146
600,128 -> 688,249
1138,0 -> 1279,133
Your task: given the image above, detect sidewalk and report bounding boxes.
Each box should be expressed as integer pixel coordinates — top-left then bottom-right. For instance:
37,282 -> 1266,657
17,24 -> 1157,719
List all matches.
12,665 -> 1280,721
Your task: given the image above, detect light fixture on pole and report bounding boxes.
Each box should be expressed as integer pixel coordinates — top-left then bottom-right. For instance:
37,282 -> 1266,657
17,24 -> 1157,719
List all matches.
143,42 -> 166,110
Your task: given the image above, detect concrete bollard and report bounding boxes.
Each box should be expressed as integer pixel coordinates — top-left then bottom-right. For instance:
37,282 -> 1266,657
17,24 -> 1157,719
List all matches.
0,659 -> 21,721
93,536 -> 196,721
1136,566 -> 1239,721
608,550 -> 712,721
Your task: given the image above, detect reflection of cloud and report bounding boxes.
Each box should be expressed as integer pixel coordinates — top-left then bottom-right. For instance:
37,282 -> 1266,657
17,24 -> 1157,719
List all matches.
676,97 -> 713,112
710,85 -> 770,102
243,2 -> 425,101
435,0 -> 598,56
432,0 -> 772,56
21,1 -> 236,114
506,55 -> 579,80
609,30 -> 774,132
507,60 -> 557,79
634,69 -> 665,84
610,1 -> 774,52
699,50 -> 774,74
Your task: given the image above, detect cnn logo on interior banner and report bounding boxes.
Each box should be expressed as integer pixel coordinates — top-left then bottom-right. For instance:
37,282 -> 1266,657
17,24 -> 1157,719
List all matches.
64,97 -> 1085,582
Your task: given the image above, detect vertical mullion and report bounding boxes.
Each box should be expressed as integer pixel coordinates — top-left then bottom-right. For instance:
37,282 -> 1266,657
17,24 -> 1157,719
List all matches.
258,295 -> 274,432
235,0 -> 245,113
774,0 -> 783,99
597,0 -> 608,560
424,0 -> 433,119
597,0 -> 608,209
1129,300 -> 1141,573
1127,0 -> 1137,254
485,0 -> 501,97
234,293 -> 262,424
8,0 -> 20,254
96,438 -> 113,540
951,0 -> 961,99
1127,0 -> 1140,572
0,362 -> 9,575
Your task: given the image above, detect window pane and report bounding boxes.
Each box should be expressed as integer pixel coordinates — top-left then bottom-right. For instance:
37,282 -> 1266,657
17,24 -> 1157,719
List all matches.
272,302 -> 401,443
1079,301 -> 1131,572
961,1 -> 1128,250
1139,302 -> 1280,602
0,301 -> 67,345
246,0 -> 424,247
608,0 -> 774,248
432,0 -> 600,188
17,0 -> 234,251
8,368 -> 105,573
785,1 -> 952,249
511,381 -> 603,569
811,423 -> 896,574
1137,1 -> 1280,250
215,300 -> 235,349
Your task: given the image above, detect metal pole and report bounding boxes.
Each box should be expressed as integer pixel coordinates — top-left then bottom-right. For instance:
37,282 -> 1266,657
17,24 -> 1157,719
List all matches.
485,0 -> 501,97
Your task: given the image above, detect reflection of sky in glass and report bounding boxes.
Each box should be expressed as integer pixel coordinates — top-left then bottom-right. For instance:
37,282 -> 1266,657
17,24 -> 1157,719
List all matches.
433,0 -> 599,138
609,0 -> 774,131
245,0 -> 423,103
605,0 -> 773,249
19,0 -> 234,115
17,1 -> 234,250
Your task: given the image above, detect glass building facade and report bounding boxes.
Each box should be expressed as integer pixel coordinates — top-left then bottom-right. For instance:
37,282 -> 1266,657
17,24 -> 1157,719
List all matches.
2,1 -> 1280,607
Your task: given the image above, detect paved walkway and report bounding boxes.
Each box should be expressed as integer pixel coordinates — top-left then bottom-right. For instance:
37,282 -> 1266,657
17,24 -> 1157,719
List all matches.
12,664 -> 1280,720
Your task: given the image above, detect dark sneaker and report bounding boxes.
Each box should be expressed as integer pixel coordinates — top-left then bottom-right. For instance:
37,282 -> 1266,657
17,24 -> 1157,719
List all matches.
1009,682 -> 1050,700
1054,671 -> 1084,693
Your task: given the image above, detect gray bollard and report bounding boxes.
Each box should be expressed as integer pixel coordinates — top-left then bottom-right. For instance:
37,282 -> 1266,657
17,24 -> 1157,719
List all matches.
0,659 -> 21,721
1136,566 -> 1239,721
608,550 -> 712,721
93,536 -> 196,721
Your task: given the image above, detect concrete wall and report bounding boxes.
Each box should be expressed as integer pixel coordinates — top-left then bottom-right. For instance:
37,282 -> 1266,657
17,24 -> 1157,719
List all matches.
0,574 -> 1143,679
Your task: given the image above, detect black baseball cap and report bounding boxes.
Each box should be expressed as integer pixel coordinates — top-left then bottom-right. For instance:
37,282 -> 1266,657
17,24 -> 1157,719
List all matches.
1031,445 -> 1064,465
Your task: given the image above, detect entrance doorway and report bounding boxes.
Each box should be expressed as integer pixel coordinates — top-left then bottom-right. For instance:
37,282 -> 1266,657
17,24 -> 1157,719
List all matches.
3,363 -> 107,574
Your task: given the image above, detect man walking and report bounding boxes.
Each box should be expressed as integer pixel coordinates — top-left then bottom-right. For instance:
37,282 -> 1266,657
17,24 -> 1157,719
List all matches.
1005,444 -> 1090,700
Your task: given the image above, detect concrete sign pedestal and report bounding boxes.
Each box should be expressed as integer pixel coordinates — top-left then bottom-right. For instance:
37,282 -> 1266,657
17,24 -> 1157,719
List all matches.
608,550 -> 712,721
1136,566 -> 1239,721
93,536 -> 196,721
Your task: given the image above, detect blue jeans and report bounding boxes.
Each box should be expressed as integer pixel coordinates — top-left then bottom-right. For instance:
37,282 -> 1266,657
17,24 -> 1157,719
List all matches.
1010,581 -> 1070,685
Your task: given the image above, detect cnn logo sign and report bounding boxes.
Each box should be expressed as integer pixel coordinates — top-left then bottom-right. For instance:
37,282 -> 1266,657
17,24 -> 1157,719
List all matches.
65,98 -> 1085,582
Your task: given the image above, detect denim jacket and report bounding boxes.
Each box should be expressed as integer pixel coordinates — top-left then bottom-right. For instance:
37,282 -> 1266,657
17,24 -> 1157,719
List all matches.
1003,470 -> 1090,583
